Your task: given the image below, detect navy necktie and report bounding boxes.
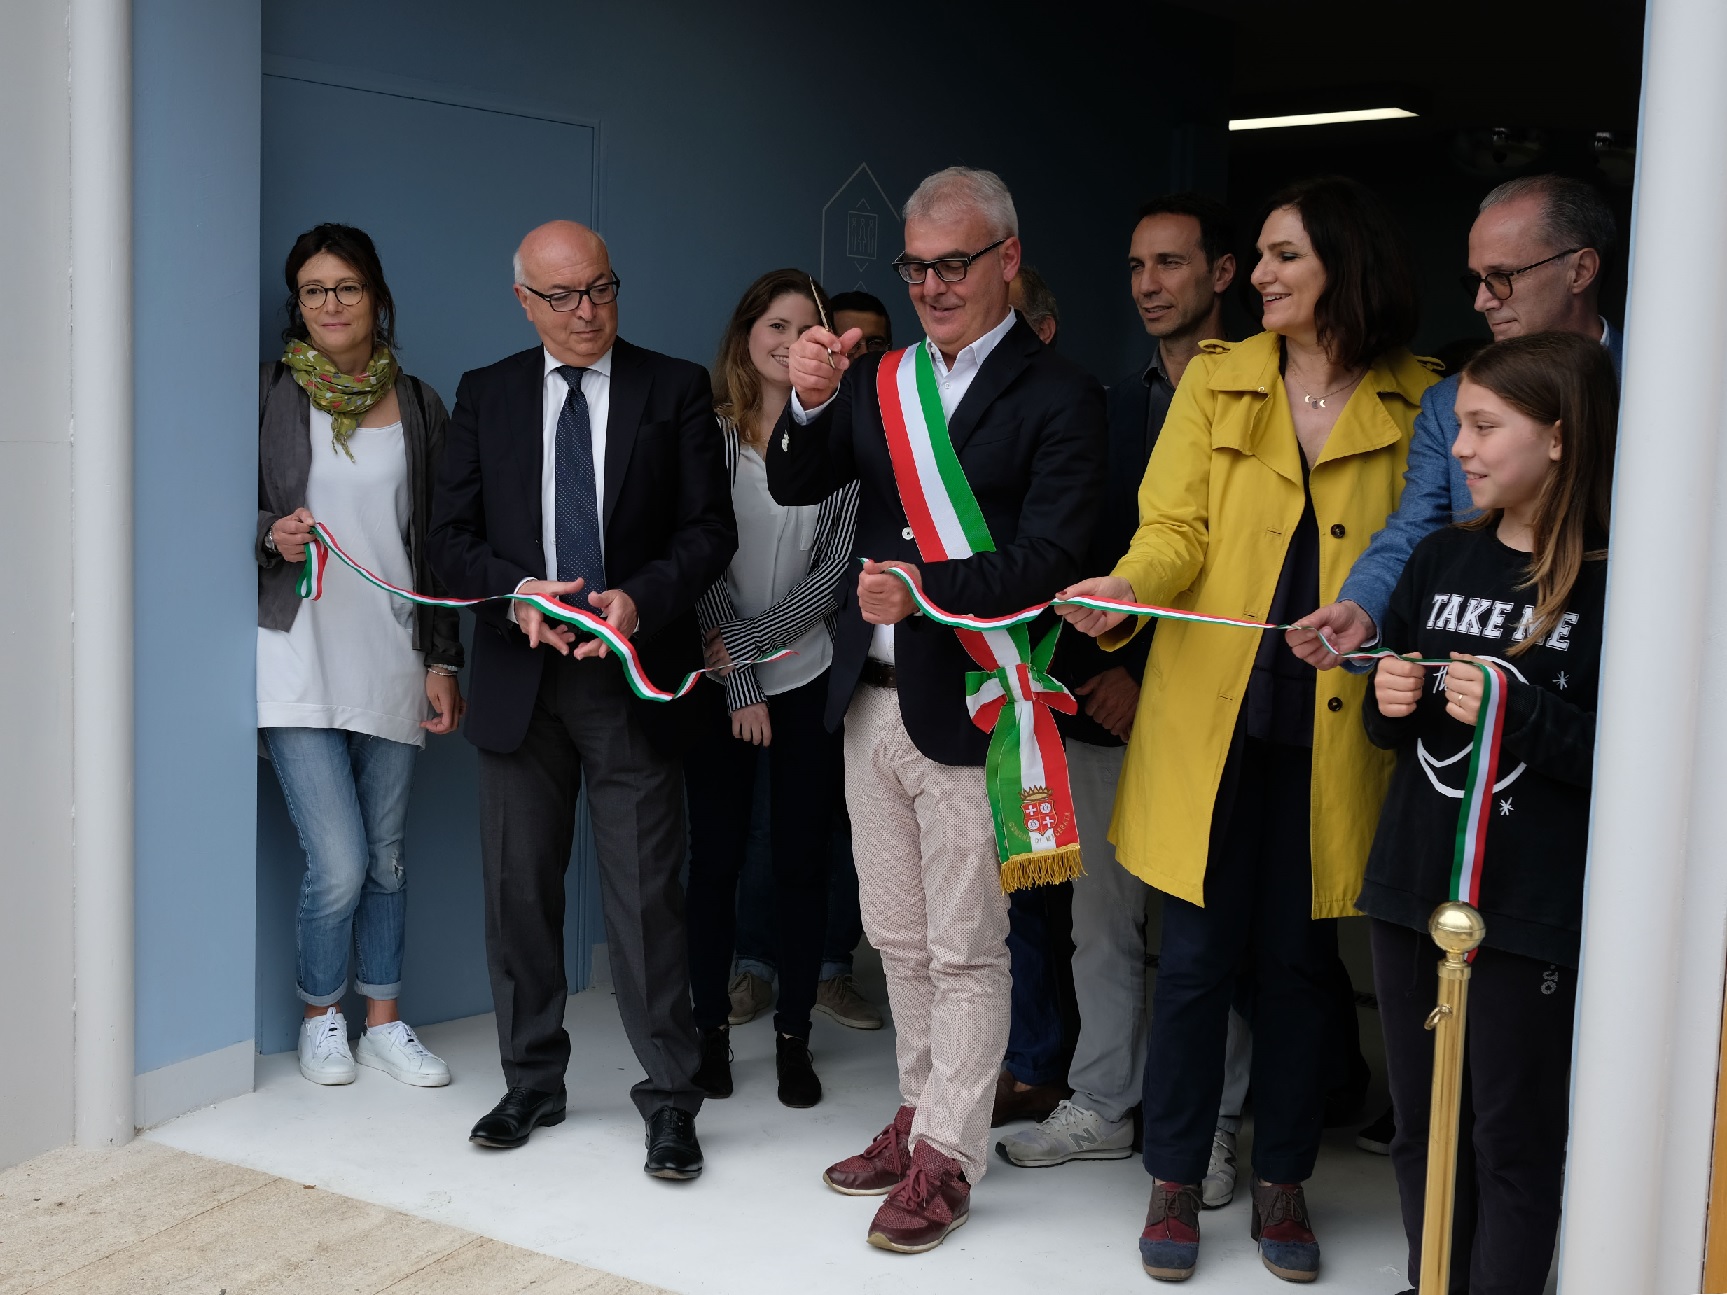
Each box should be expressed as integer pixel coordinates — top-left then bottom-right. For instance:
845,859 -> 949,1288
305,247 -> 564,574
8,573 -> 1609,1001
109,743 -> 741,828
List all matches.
553,365 -> 605,598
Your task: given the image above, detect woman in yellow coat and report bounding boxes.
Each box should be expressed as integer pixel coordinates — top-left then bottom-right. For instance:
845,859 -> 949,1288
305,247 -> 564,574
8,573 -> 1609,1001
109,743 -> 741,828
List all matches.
1059,176 -> 1438,1284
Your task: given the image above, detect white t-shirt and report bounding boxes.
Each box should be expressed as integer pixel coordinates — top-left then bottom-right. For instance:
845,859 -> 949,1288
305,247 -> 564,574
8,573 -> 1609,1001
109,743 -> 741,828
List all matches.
257,407 -> 427,747
724,442 -> 832,695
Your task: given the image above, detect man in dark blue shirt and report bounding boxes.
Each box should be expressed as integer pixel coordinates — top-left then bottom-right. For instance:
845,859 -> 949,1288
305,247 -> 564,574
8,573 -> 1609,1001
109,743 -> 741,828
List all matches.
1290,174 -> 1621,668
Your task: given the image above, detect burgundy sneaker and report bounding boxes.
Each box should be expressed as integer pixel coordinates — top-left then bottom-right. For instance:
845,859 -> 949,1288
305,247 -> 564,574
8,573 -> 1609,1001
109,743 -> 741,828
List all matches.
866,1140 -> 971,1253
1250,1180 -> 1320,1282
1140,1179 -> 1201,1281
823,1104 -> 914,1196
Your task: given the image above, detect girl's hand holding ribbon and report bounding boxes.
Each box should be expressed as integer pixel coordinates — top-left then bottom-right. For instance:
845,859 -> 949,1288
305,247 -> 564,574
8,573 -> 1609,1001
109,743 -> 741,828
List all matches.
1444,653 -> 1487,726
1373,654 -> 1425,718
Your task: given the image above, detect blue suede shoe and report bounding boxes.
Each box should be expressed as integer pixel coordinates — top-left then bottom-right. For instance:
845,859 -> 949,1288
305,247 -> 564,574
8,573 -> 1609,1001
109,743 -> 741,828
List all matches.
1139,1180 -> 1201,1281
1250,1181 -> 1320,1282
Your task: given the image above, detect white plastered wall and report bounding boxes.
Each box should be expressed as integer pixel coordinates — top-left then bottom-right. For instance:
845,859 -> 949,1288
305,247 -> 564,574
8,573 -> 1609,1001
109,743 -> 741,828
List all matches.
0,0 -> 76,1169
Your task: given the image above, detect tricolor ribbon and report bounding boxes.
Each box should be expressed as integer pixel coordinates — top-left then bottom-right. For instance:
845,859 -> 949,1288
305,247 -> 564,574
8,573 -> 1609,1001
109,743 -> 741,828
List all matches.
1450,661 -> 1507,953
875,564 -> 1511,920
296,521 -> 794,703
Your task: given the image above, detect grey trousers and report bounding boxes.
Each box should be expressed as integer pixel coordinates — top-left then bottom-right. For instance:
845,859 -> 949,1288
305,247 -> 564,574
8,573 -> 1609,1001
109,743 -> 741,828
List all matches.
476,653 -> 703,1118
1066,739 -> 1252,1127
1067,739 -> 1149,1122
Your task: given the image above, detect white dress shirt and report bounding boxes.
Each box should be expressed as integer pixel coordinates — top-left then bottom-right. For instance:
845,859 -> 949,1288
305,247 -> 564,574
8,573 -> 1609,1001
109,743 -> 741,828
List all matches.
791,307 -> 1018,662
511,345 -> 613,620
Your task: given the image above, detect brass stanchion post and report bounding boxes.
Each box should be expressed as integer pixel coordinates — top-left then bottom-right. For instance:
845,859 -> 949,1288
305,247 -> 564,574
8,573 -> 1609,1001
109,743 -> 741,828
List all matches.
1417,901 -> 1486,1295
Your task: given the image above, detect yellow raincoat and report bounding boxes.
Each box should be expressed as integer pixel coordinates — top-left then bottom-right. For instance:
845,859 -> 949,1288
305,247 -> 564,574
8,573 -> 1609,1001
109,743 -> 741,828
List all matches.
1102,331 -> 1440,917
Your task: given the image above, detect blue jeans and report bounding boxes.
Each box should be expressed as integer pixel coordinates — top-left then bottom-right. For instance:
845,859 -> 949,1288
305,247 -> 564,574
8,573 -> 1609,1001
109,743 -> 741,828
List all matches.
263,727 -> 417,1006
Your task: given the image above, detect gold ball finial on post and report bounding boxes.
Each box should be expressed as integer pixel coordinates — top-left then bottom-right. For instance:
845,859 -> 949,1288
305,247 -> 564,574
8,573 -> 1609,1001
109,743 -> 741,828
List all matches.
1418,899 -> 1486,1295
1428,901 -> 1486,957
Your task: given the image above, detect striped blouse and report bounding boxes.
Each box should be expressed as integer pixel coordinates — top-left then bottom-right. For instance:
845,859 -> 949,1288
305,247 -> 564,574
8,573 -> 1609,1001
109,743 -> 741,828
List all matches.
695,416 -> 859,711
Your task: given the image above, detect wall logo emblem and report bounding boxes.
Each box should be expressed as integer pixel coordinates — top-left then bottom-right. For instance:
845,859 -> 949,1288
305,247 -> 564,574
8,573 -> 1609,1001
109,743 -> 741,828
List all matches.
821,163 -> 900,295
846,200 -> 879,269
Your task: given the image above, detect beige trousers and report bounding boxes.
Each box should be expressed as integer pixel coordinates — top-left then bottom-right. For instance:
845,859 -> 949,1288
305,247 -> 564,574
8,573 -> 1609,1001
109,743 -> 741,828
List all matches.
844,682 -> 1011,1182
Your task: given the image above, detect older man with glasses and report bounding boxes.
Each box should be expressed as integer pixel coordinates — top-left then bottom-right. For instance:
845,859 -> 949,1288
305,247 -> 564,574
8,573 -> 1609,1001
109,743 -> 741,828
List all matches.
429,220 -> 735,1181
1288,173 -> 1621,670
767,166 -> 1106,1253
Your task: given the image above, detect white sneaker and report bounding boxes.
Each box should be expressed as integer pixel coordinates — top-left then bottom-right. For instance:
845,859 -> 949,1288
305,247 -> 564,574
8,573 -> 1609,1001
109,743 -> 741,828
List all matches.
356,1020 -> 451,1087
298,1007 -> 357,1085
994,1099 -> 1134,1167
1202,1127 -> 1237,1208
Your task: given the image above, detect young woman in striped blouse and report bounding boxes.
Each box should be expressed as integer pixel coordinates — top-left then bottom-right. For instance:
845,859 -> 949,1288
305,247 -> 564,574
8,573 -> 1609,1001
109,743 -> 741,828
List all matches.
685,270 -> 860,1108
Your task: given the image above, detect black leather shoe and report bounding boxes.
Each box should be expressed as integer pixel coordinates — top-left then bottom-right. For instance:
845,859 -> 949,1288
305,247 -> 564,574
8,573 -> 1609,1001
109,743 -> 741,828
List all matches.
644,1106 -> 703,1180
469,1085 -> 566,1149
693,1026 -> 732,1098
776,1033 -> 821,1108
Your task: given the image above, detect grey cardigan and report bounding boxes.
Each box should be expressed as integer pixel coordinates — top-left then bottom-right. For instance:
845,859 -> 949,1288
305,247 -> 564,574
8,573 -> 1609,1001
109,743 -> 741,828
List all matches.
256,362 -> 463,669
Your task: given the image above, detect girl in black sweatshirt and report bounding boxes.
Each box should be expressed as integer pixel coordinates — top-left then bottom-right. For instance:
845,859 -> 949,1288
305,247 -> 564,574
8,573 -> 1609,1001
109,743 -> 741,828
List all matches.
1360,331 -> 1617,1295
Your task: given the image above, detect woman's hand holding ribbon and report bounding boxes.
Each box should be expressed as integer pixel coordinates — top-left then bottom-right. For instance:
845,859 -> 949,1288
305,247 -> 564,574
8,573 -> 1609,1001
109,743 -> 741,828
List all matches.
1053,575 -> 1136,637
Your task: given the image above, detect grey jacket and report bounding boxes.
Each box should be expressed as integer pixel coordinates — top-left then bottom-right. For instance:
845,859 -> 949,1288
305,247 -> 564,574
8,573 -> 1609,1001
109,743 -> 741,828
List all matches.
256,362 -> 463,669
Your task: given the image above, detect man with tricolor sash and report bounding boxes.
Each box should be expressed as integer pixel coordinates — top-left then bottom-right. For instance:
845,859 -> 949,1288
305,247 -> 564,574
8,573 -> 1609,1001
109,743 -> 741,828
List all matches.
768,166 -> 1106,1253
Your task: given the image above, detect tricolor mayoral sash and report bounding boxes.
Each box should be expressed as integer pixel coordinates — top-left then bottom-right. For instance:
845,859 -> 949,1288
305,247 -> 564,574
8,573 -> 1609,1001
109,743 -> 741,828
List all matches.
876,343 -> 1083,891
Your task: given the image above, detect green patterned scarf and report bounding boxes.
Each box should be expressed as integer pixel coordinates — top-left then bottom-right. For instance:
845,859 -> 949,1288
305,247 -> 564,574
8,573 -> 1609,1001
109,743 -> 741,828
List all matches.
282,338 -> 400,461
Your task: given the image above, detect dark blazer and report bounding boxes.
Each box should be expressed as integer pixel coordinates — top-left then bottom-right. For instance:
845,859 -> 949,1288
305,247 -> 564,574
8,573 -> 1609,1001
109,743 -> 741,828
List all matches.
427,339 -> 736,755
1049,361 -> 1161,746
765,317 -> 1107,766
256,362 -> 463,669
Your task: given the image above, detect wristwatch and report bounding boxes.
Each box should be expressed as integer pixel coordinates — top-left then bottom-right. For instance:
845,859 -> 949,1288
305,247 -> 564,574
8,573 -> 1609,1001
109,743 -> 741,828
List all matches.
263,526 -> 279,556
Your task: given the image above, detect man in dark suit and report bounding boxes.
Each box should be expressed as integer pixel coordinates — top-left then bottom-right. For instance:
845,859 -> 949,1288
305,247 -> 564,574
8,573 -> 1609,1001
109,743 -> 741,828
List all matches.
428,220 -> 734,1180
768,167 -> 1106,1253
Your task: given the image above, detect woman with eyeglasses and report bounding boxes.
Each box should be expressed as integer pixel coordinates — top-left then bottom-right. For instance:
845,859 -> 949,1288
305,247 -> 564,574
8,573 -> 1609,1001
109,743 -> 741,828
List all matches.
684,269 -> 859,1108
257,223 -> 463,1089
1057,177 -> 1439,1284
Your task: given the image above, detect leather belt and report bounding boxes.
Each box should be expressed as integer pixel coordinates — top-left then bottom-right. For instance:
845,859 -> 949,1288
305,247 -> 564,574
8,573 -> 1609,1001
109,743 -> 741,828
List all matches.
861,658 -> 898,690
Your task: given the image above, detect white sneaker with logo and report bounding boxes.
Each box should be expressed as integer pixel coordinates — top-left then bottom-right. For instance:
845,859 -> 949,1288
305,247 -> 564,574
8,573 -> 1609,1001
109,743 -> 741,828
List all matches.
298,1007 -> 357,1085
356,1020 -> 451,1087
994,1099 -> 1134,1168
1202,1126 -> 1238,1208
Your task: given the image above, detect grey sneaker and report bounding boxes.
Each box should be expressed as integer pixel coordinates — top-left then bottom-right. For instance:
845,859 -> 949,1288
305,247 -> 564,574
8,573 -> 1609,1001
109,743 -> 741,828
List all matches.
814,974 -> 884,1030
995,1099 -> 1134,1167
727,970 -> 774,1025
1202,1127 -> 1238,1208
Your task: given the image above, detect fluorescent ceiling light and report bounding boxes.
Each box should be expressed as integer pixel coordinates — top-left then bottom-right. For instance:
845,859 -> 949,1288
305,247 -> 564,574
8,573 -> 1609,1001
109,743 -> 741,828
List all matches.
1229,107 -> 1417,131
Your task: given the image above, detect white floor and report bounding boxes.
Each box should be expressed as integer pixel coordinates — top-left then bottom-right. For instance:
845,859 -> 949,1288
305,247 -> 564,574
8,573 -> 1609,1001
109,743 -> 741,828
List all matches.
148,988 -> 1416,1295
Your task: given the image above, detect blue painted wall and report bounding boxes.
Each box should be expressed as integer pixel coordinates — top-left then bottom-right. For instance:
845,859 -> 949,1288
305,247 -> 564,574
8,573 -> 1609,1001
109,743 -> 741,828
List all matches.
132,0 -> 263,1075
122,0 -> 1228,1072
260,0 -> 1227,383
246,0 -> 1229,1056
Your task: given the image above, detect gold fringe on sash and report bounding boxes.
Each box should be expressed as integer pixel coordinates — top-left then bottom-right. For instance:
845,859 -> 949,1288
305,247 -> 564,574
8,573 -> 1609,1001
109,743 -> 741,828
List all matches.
999,844 -> 1085,894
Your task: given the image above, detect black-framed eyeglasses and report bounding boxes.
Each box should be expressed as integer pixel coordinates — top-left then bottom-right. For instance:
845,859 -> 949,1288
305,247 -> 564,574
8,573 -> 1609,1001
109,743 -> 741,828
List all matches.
519,278 -> 621,312
1459,249 -> 1581,302
892,238 -> 1007,285
297,281 -> 366,309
